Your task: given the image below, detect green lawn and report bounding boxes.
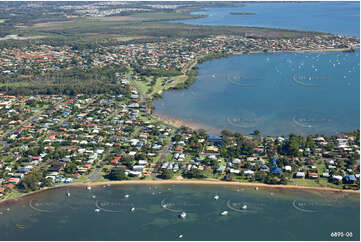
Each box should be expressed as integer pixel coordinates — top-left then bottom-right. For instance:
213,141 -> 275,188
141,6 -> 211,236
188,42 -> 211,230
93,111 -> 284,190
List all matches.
0,82 -> 29,87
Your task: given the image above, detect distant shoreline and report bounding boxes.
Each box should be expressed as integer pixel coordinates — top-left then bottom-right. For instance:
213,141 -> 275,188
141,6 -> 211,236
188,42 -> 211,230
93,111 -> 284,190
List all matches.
1,179 -> 359,206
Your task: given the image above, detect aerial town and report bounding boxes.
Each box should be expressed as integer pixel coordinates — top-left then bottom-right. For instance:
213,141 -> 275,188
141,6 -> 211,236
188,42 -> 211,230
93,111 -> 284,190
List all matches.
0,9 -> 360,200
0,65 -> 359,199
1,35 -> 359,78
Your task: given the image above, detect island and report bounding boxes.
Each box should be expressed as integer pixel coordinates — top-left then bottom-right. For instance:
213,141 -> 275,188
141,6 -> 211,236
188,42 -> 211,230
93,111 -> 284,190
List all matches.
230,12 -> 256,15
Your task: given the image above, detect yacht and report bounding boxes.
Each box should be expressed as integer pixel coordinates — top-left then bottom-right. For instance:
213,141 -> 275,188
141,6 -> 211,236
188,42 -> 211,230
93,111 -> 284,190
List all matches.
124,194 -> 130,198
131,207 -> 135,212
94,208 -> 100,213
214,195 -> 219,200
220,211 -> 228,216
242,205 -> 248,210
179,211 -> 187,219
86,186 -> 91,190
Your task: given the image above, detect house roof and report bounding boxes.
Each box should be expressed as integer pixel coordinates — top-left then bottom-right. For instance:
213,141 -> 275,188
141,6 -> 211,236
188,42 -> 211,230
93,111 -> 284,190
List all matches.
271,167 -> 282,174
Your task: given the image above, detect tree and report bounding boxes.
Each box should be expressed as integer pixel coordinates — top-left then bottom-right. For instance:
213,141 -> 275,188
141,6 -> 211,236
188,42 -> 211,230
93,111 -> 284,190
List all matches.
284,134 -> 300,156
107,168 -> 127,181
305,135 -> 315,151
21,169 -> 43,192
255,171 -> 266,182
121,156 -> 135,169
188,168 -> 206,179
42,177 -> 54,187
64,162 -> 77,174
161,169 -> 174,179
221,129 -> 233,137
253,129 -> 260,135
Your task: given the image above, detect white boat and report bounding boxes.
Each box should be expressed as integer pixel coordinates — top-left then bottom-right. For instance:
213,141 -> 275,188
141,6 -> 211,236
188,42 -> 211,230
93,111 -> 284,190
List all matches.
131,207 -> 135,212
91,195 -> 96,199
212,74 -> 216,78
179,211 -> 187,219
94,208 -> 100,213
255,187 -> 259,191
86,186 -> 91,190
66,192 -> 71,197
242,205 -> 248,210
178,234 -> 183,239
220,211 -> 228,216
124,194 -> 130,198
214,195 -> 219,200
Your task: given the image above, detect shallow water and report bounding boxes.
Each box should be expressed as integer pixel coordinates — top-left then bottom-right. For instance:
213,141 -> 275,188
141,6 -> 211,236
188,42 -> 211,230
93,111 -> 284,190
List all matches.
0,185 -> 359,240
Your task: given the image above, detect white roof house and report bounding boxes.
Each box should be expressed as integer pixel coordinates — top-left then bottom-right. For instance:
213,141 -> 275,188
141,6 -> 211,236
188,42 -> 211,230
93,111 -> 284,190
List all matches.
285,165 -> 292,172
295,172 -> 305,178
332,175 -> 343,181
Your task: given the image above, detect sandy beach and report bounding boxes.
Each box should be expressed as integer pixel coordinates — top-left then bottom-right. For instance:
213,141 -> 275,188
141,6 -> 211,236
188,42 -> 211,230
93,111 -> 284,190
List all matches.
153,113 -> 222,134
77,180 -> 361,194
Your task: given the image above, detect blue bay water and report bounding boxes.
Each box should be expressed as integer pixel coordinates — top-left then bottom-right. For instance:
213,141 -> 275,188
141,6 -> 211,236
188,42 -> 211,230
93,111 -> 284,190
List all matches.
154,50 -> 360,136
0,185 -> 359,241
171,1 -> 360,37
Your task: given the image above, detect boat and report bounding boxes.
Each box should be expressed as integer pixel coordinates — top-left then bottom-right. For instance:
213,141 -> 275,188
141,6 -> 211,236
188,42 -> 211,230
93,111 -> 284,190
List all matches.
66,192 -> 71,197
131,207 -> 135,212
220,211 -> 228,216
91,195 -> 96,199
255,187 -> 259,191
124,194 -> 130,198
178,234 -> 183,239
242,205 -> 248,210
16,224 -> 25,229
179,211 -> 187,219
86,186 -> 91,190
94,208 -> 100,213
214,195 -> 219,200
212,74 -> 216,78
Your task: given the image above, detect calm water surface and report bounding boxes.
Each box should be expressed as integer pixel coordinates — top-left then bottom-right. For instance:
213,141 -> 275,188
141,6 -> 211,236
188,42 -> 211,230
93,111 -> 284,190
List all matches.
154,50 -> 360,136
0,185 -> 359,240
172,2 -> 360,37
158,2 -> 360,136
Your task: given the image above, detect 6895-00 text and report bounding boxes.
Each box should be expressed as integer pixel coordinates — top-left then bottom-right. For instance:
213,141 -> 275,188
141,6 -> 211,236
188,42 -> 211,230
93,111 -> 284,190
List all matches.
330,232 -> 353,238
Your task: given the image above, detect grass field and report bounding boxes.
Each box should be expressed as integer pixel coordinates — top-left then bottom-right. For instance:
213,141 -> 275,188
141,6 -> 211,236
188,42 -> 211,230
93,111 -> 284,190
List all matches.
0,82 -> 29,87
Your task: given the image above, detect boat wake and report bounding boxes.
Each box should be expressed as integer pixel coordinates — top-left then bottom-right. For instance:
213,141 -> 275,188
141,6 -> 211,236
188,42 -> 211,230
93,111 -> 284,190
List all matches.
226,200 -> 255,214
160,199 -> 182,213
29,199 -> 53,213
292,200 -> 317,213
95,200 -> 122,213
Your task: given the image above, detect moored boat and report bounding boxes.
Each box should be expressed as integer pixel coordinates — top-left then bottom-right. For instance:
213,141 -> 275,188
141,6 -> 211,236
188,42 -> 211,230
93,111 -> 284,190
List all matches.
220,211 -> 228,216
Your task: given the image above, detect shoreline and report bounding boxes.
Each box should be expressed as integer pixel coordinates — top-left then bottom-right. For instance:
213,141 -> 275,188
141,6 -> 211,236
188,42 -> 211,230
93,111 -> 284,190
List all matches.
153,113 -> 221,134
1,179 -> 359,206
151,47 -> 359,135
